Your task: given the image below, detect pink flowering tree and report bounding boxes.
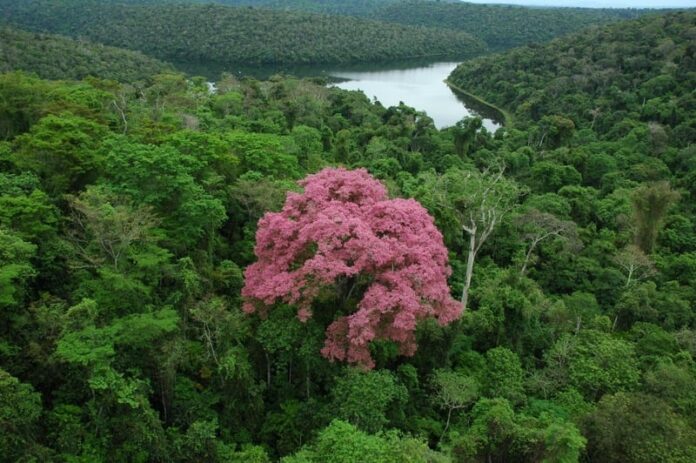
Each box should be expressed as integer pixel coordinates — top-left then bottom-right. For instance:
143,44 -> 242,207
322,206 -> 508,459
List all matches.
242,167 -> 461,368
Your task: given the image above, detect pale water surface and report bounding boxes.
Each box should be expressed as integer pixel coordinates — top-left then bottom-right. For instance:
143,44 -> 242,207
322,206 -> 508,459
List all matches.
330,62 -> 501,131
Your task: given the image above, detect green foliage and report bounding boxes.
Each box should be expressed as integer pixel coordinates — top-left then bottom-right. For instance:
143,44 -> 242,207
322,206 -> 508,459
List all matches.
584,392 -> 696,463
0,368 -> 43,460
57,306 -> 179,366
631,181 -> 680,253
644,360 -> 696,426
0,228 -> 36,308
362,1 -> 649,51
0,71 -> 111,140
544,330 -> 640,400
450,397 -> 517,461
432,370 -> 479,413
449,12 -> 696,142
12,112 -> 108,194
482,347 -> 525,404
229,131 -> 300,179
0,0 -> 487,66
331,368 -> 406,434
0,10 -> 695,460
0,26 -> 172,82
282,419 -> 442,463
0,172 -> 58,240
102,137 -> 227,252
131,0 -> 649,52
450,397 -> 587,463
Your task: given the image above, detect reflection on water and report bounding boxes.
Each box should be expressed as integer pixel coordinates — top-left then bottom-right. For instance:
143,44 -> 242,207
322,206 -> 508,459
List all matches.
178,59 -> 503,131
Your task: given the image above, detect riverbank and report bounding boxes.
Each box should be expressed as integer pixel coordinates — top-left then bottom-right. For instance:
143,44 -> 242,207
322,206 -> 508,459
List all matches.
331,62 -> 501,131
444,79 -> 513,127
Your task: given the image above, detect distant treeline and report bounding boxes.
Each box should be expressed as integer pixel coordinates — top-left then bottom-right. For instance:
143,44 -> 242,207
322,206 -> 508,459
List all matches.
0,0 -> 487,66
366,1 -> 650,51
110,0 -> 655,51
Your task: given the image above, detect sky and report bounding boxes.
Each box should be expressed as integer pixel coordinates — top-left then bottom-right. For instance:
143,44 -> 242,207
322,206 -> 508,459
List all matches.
463,0 -> 696,8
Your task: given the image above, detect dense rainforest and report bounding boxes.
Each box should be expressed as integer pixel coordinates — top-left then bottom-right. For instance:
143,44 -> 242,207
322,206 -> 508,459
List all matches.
70,0 -> 409,15
2,4 -> 696,463
0,0 -> 486,66
0,27 -> 173,82
121,0 -> 653,51
448,11 -> 696,138
361,1 -> 649,51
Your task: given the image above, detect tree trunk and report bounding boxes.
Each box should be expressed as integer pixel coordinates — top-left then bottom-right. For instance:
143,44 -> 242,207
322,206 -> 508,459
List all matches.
520,244 -> 536,276
439,407 -> 453,443
461,230 -> 477,312
305,359 -> 311,399
626,266 -> 634,287
288,357 -> 293,385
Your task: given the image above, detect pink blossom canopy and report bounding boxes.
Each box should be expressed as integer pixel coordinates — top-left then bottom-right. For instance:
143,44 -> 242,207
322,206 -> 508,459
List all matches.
242,167 -> 461,368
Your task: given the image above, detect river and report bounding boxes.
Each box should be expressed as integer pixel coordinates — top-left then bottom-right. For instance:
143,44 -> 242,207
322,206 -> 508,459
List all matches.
330,62 -> 502,131
183,59 -> 503,131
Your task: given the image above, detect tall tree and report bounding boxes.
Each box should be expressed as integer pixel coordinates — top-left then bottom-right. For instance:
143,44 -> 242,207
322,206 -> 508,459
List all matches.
242,167 -> 461,368
432,370 -> 478,441
414,166 -> 521,312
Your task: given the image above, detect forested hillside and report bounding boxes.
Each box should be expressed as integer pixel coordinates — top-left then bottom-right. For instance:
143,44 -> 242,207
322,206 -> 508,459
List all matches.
369,1 -> 648,51
448,11 -> 696,139
0,0 -> 487,65
0,27 -> 172,82
124,0 -> 652,50
1,0 -> 652,55
94,0 -> 409,15
1,6 -> 696,463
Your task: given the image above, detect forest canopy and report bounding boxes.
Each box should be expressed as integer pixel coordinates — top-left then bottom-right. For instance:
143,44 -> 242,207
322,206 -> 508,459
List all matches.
448,11 -> 696,142
113,0 -> 654,50
0,0 -> 487,65
1,4 -> 696,463
0,26 -> 173,82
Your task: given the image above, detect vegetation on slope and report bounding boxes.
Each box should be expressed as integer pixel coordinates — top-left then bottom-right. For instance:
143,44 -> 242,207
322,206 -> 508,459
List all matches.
134,0 -> 652,50
0,0 -> 487,65
371,1 -> 649,51
0,26 -> 172,82
90,0 -> 410,15
448,11 -> 696,140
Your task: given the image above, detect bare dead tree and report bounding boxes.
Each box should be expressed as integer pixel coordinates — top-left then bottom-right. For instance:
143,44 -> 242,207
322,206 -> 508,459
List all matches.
515,209 -> 581,275
431,163 -> 521,312
613,244 -> 657,288
458,165 -> 521,312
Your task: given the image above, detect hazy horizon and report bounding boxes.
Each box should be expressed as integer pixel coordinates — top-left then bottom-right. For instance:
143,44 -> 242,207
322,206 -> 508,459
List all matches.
463,0 -> 696,8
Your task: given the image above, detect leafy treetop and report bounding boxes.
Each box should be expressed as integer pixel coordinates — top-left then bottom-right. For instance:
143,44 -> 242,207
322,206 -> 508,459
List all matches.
242,167 -> 461,368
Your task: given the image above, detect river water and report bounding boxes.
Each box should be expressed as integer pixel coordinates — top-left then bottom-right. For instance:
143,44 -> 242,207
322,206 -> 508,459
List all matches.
185,59 -> 503,131
330,62 -> 501,131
